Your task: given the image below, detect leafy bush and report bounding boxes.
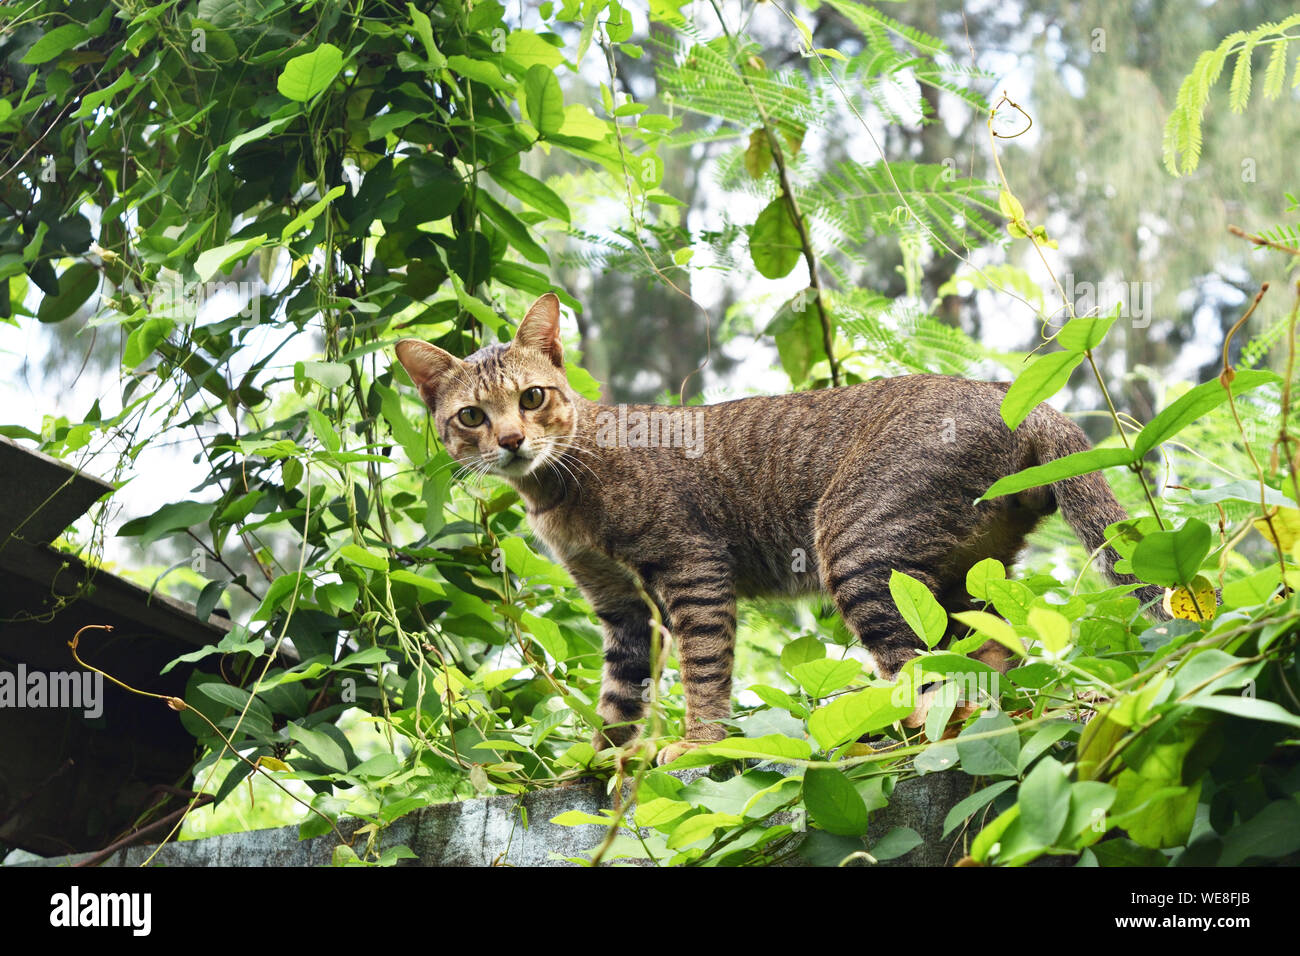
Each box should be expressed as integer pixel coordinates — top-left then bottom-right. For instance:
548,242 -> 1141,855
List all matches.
3,0 -> 1298,866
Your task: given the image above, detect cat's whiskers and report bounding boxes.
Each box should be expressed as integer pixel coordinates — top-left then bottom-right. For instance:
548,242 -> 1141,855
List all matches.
545,448 -> 604,489
544,437 -> 605,485
544,451 -> 586,496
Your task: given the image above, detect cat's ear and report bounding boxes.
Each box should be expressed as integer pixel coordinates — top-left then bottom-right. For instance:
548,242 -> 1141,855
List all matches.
513,293 -> 564,368
395,339 -> 463,401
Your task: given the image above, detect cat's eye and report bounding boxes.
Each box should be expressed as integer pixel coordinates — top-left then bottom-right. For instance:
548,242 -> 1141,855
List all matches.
457,406 -> 485,427
519,386 -> 545,411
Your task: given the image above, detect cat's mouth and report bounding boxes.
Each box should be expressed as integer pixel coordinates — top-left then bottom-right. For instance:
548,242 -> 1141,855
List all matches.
491,446 -> 541,477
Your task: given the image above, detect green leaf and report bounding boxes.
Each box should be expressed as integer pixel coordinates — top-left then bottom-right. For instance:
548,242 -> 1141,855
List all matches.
224,116 -> 296,158
889,570 -> 946,648
388,569 -> 444,597
667,735 -> 812,768
117,500 -> 213,546
998,189 -> 1025,221
195,580 -> 228,623
1182,693 -> 1300,730
767,291 -> 828,384
950,610 -> 1027,657
297,360 -> 350,389
523,64 -> 564,135
1000,351 -> 1085,430
306,406 -> 341,453
1218,798 -> 1300,865
956,709 -> 1019,776
504,29 -> 563,70
281,184 -> 347,240
1058,780 -> 1116,844
407,2 -> 446,67
339,543 -> 388,572
252,572 -> 304,622
123,318 -> 174,367
1017,722 -> 1075,772
335,646 -> 390,668
971,804 -> 1018,862
870,826 -> 923,861
803,767 -> 868,836
791,658 -> 860,698
750,197 -> 802,279
682,772 -> 794,818
1133,369 -> 1281,458
808,685 -> 913,751
37,262 -> 98,323
447,54 -> 512,90
781,635 -> 824,672
477,191 -> 549,264
1090,837 -> 1169,867
965,557 -> 1006,601
277,43 -> 344,102
1019,756 -> 1069,845
634,797 -> 691,827
21,24 -> 90,64
194,235 -> 267,282
521,611 -> 568,661
666,812 -> 743,849
1027,606 -> 1071,656
1130,518 -> 1210,587
1056,311 -> 1118,352
942,780 -> 1016,838
489,166 -> 570,223
1184,479 -> 1297,511
977,447 -> 1135,503
288,721 -> 350,771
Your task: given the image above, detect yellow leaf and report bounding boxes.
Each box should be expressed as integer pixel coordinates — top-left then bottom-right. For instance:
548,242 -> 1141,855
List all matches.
1254,507 -> 1300,551
1161,574 -> 1218,621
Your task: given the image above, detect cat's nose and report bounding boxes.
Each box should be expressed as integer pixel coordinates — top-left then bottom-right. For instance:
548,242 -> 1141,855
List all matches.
498,432 -> 524,452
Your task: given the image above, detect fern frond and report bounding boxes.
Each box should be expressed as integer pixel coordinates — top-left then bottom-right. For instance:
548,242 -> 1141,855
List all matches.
804,160 -> 1001,254
834,288 -> 984,376
1260,222 -> 1300,249
1228,38 -> 1256,113
1164,16 -> 1300,175
823,0 -> 948,57
654,35 -> 817,140
1262,34 -> 1290,98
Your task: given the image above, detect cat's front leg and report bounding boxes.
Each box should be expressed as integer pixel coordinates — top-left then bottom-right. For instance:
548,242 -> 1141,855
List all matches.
640,559 -> 738,765
565,554 -> 656,752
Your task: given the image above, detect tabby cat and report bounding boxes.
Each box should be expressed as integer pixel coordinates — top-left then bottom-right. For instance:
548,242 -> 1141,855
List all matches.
396,293 -> 1164,764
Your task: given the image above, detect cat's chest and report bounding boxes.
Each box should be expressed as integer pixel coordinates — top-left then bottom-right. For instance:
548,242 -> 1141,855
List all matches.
525,498 -> 603,565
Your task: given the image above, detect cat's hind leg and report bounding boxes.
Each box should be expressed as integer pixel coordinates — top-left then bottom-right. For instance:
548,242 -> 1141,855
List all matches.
814,469 -> 979,723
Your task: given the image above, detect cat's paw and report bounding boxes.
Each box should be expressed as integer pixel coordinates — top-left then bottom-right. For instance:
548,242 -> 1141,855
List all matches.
901,681 -> 980,731
654,740 -> 709,765
591,726 -> 639,752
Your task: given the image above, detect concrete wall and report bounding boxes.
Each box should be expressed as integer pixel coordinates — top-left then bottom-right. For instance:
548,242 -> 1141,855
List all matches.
11,765 -> 973,867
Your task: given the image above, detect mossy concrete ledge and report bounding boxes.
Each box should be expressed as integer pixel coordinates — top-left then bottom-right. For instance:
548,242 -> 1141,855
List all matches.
11,767 -> 972,867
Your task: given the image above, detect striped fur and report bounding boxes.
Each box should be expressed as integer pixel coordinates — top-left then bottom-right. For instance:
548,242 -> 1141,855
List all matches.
396,294 -> 1164,763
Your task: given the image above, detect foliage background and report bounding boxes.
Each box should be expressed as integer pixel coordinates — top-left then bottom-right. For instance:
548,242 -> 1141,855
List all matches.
2,0 -> 1299,865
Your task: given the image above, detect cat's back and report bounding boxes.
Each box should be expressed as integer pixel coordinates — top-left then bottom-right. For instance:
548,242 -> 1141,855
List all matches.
695,374 -> 1015,470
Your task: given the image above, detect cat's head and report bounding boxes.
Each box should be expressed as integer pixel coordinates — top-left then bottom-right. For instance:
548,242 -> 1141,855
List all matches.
394,293 -> 578,480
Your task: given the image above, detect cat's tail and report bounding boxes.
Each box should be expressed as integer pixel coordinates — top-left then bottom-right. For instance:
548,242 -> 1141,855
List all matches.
1021,405 -> 1170,620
